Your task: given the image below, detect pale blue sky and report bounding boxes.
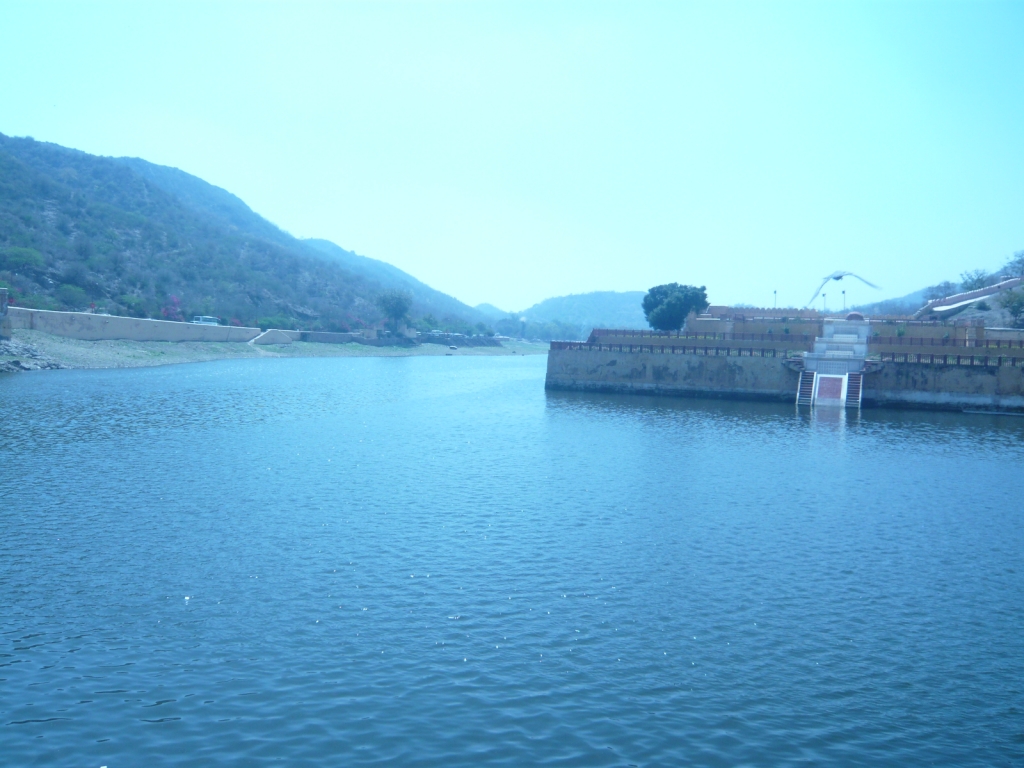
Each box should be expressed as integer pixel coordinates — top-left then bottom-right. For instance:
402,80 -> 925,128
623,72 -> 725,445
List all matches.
2,1 -> 1022,311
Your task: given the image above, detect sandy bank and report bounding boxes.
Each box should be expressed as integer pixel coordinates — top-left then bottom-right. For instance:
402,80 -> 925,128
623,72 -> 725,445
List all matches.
0,329 -> 547,372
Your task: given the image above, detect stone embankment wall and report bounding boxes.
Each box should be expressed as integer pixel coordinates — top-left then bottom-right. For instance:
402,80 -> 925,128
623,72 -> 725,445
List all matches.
252,329 -> 416,346
5,308 -> 423,347
864,363 -> 1024,411
9,307 -> 261,342
546,347 -> 800,401
7,306 -> 505,351
546,346 -> 1024,411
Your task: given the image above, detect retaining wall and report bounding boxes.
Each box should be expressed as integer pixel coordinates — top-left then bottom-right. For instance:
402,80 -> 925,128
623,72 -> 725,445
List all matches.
546,346 -> 1024,411
8,307 -> 261,342
545,347 -> 799,401
863,363 -> 1024,411
299,331 -> 361,344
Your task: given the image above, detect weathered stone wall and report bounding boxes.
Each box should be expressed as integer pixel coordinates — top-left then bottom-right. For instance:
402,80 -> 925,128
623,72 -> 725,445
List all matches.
8,307 -> 261,342
546,348 -> 800,401
863,363 -> 1024,410
547,347 -> 1024,411
251,329 -> 417,346
985,328 -> 1024,342
300,331 -> 361,344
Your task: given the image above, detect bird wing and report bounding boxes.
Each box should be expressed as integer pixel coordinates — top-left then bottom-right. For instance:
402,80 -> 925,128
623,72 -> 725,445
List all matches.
807,276 -> 831,306
847,273 -> 880,290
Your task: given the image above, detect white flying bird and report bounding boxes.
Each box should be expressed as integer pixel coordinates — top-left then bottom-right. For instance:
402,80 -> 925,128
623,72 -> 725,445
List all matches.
807,271 -> 880,307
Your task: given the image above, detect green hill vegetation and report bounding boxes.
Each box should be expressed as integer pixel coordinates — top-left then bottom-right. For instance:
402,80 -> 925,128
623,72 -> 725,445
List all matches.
487,290 -> 648,340
853,258 -> 1024,317
0,134 -> 485,332
520,290 -> 646,329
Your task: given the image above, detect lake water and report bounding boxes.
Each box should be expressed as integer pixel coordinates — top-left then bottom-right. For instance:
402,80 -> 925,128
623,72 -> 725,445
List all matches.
2,355 -> 1023,766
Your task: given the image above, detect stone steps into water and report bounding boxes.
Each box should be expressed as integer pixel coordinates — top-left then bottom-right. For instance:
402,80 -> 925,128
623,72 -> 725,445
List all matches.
796,370 -> 816,405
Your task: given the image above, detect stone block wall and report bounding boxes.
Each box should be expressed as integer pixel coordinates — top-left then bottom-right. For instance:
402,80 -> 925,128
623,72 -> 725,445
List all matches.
863,362 -> 1024,410
547,346 -> 1024,411
546,347 -> 800,401
8,307 -> 261,342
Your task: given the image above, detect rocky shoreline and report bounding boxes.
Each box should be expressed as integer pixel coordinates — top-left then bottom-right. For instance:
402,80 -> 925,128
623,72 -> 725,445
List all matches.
0,338 -> 67,372
0,329 -> 547,373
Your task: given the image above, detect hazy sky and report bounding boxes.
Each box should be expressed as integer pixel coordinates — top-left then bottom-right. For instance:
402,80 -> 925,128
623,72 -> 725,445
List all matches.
2,2 -> 1023,311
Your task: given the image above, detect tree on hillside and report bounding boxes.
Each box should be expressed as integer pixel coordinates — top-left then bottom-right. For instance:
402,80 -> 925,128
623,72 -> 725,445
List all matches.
998,289 -> 1024,328
925,281 -> 957,301
0,247 -> 44,273
1004,250 -> 1024,278
375,289 -> 412,331
642,283 -> 709,331
959,270 -> 990,291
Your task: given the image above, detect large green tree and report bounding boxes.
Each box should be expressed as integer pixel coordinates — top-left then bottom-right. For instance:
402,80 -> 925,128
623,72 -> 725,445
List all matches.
375,289 -> 413,331
642,283 -> 709,331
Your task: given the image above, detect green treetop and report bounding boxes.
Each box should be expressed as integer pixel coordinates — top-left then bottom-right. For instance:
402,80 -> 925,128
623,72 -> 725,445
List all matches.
642,283 -> 709,331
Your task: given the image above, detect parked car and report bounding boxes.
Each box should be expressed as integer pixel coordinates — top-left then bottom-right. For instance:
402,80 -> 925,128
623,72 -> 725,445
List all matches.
192,316 -> 220,325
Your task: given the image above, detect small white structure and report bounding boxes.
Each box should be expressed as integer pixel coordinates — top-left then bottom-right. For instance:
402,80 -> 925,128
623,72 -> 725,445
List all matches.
796,313 -> 870,408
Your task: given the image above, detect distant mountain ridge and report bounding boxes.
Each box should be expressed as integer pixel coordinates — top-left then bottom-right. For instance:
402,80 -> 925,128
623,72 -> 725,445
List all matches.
0,133 -> 483,331
478,290 -> 648,341
474,303 -> 508,320
520,291 -> 647,330
851,288 -> 929,317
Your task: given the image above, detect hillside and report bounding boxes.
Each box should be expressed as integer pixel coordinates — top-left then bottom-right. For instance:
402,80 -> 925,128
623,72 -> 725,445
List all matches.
476,290 -> 648,341
474,303 -> 508,320
521,291 -> 646,329
851,288 -> 929,317
0,134 -> 482,331
852,256 -> 1023,319
302,239 -> 484,325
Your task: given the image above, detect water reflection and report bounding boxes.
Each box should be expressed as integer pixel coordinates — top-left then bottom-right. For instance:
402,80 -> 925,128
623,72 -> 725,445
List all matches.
544,386 -> 1024,442
808,403 -> 847,434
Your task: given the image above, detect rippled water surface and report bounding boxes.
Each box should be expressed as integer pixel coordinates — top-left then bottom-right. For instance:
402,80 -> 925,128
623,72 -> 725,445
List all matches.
3,355 -> 1023,766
